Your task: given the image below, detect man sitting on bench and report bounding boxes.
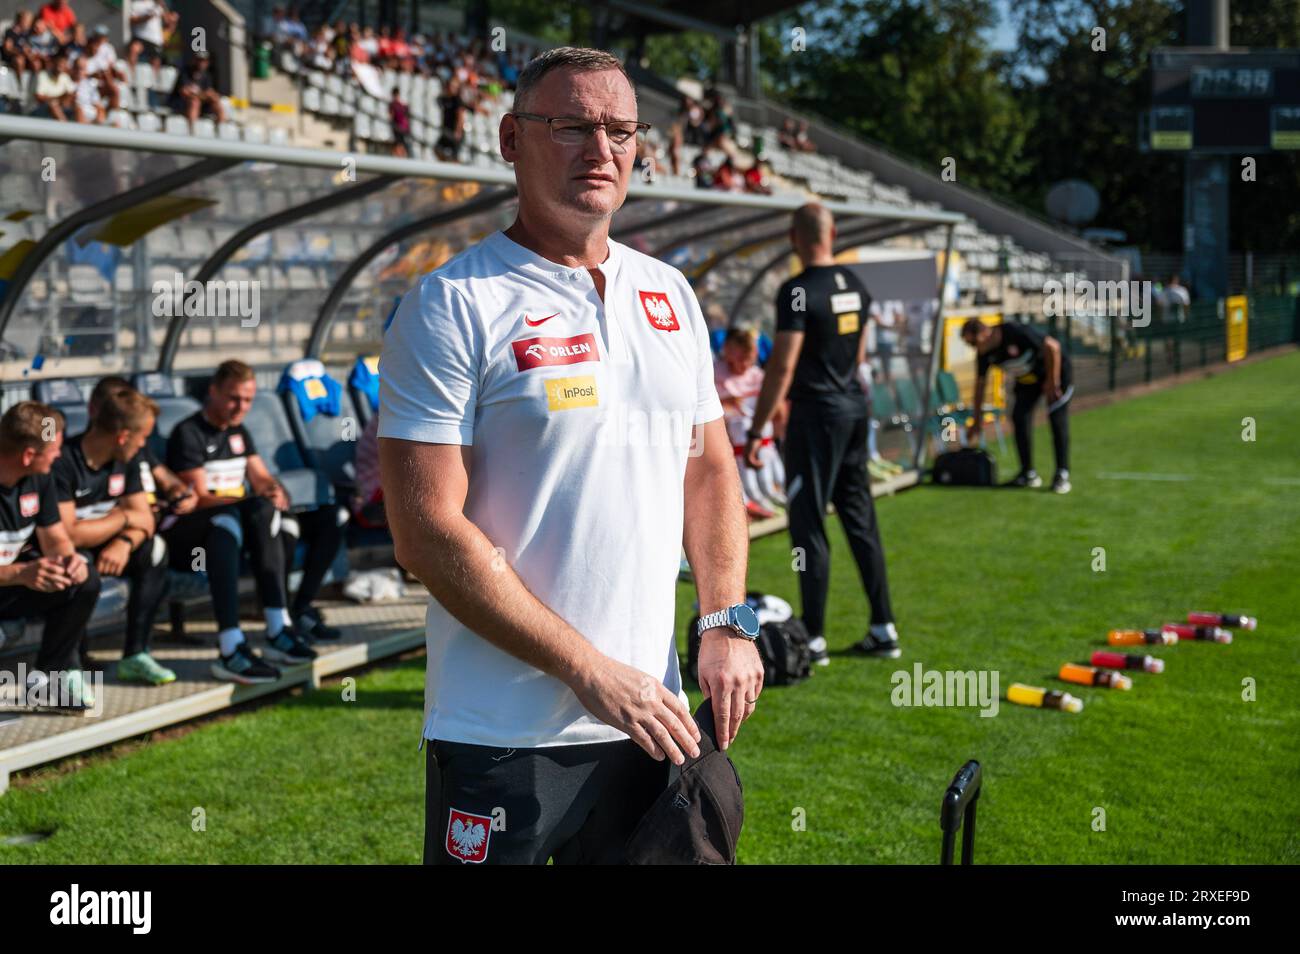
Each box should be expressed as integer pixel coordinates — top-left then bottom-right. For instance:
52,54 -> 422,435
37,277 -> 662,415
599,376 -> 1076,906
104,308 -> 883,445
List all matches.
89,376 -> 197,528
0,402 -> 101,708
54,386 -> 174,686
164,360 -> 316,685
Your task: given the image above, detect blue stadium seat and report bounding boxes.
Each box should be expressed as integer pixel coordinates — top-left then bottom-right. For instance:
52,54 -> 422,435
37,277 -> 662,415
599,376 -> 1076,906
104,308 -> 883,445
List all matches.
30,378 -> 89,436
278,361 -> 359,491
246,392 -> 335,510
347,354 -> 379,426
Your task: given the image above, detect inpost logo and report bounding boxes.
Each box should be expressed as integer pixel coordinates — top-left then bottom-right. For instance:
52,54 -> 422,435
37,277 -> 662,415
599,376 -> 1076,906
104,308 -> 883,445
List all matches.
545,375 -> 599,411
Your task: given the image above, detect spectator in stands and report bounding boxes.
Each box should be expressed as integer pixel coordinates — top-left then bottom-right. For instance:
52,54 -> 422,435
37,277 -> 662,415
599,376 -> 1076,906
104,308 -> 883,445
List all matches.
86,377 -> 196,528
376,24 -> 395,65
794,119 -> 817,153
1164,273 -> 1190,323
128,0 -> 177,70
53,387 -> 175,687
703,90 -> 736,152
25,16 -> 60,70
435,75 -> 466,161
716,327 -> 786,520
691,151 -> 713,189
164,360 -> 316,685
71,57 -> 103,123
777,117 -> 800,151
83,27 -> 126,113
271,6 -> 306,57
38,0 -> 76,47
743,158 -> 772,195
330,19 -> 350,65
390,85 -> 411,158
358,25 -> 378,61
0,402 -> 100,710
2,11 -> 34,79
33,50 -> 76,120
283,6 -> 308,46
306,24 -> 332,71
712,155 -> 741,192
347,23 -> 369,65
169,52 -> 225,128
60,21 -> 88,65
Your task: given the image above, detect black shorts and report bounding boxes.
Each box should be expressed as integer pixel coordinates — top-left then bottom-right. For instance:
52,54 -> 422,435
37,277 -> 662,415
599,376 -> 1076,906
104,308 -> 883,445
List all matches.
133,38 -> 162,62
424,737 -> 667,865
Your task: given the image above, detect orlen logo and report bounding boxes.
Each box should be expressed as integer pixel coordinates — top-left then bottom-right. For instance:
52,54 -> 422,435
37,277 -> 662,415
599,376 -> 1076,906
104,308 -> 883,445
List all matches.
512,333 -> 600,372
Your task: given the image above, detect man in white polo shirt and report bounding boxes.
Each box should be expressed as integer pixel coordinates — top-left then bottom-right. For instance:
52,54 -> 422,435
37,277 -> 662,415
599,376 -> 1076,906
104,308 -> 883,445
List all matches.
379,46 -> 763,865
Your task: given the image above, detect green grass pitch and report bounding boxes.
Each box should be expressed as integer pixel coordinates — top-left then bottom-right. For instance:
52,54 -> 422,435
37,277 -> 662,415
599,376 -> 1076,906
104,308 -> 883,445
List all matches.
2,350 -> 1297,863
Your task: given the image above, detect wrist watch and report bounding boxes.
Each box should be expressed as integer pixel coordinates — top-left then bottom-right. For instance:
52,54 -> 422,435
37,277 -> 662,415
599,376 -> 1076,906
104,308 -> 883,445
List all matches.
696,602 -> 761,641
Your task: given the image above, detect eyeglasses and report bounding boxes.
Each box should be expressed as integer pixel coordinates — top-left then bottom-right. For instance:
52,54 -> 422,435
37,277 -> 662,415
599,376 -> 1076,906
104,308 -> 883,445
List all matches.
509,112 -> 651,153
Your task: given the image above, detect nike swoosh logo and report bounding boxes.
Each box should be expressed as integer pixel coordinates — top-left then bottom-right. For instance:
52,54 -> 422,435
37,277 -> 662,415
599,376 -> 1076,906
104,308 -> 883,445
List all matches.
524,313 -> 559,327
75,489 -> 91,497
206,445 -> 218,453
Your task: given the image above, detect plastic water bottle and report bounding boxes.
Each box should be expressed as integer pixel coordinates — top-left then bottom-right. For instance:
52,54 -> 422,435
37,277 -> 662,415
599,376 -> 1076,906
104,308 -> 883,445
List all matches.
1188,612 -> 1256,630
1091,651 -> 1164,674
1059,663 -> 1132,690
1008,683 -> 1083,712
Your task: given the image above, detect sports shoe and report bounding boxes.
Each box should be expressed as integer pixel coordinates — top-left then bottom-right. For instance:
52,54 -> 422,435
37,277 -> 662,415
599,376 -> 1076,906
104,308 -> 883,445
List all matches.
295,607 -> 341,642
212,643 -> 281,684
1051,470 -> 1072,495
263,626 -> 318,664
808,634 -> 830,667
118,652 -> 177,686
744,499 -> 775,520
61,669 -> 95,708
867,459 -> 893,481
1004,470 -> 1043,489
852,623 -> 902,658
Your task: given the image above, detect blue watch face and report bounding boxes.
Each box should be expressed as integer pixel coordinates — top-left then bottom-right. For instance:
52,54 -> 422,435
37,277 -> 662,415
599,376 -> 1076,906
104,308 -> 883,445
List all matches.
730,603 -> 760,638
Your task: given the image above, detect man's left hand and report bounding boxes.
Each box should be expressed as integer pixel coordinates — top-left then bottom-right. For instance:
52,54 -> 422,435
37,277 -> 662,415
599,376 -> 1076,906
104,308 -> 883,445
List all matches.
743,437 -> 763,470
696,628 -> 764,749
1045,381 -> 1062,405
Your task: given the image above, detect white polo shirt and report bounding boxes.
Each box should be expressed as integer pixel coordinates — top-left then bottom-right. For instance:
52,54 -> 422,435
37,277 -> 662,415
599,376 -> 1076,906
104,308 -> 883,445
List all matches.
379,229 -> 723,748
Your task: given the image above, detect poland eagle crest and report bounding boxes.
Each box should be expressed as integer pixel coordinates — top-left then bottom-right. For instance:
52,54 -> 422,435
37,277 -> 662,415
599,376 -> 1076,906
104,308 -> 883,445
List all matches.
446,807 -> 492,863
638,290 -> 680,331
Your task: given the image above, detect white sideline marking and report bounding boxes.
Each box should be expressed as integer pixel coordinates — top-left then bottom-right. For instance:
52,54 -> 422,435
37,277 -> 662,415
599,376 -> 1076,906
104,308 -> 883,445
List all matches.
1262,477 -> 1300,486
1096,472 -> 1196,482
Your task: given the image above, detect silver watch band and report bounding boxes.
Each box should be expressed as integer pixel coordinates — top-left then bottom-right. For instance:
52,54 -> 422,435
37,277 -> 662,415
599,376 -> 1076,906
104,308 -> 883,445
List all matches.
697,608 -> 730,635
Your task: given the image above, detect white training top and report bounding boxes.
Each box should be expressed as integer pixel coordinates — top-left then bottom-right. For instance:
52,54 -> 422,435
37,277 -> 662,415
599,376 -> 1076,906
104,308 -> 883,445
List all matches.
379,229 -> 723,748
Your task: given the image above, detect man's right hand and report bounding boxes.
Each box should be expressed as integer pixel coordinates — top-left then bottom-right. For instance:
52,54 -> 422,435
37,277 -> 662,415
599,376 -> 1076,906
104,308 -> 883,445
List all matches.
19,558 -> 73,593
570,657 -> 702,765
170,490 -> 197,515
966,424 -> 983,448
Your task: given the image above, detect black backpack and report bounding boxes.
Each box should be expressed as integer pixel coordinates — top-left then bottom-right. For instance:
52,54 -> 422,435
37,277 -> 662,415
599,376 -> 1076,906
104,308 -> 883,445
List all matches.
931,448 -> 996,487
687,593 -> 812,687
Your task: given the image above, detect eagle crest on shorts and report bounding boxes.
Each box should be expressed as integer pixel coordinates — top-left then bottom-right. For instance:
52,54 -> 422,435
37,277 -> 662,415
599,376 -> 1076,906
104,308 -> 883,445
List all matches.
446,807 -> 492,863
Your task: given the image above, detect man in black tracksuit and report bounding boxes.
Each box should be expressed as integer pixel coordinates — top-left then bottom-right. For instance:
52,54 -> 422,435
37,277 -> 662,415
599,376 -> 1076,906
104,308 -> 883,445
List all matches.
53,386 -> 173,686
0,402 -> 101,707
745,203 -> 899,662
962,318 -> 1073,494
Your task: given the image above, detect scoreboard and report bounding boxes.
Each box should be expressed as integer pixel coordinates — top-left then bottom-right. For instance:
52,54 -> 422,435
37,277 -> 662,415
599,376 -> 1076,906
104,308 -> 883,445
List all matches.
1144,49 -> 1300,152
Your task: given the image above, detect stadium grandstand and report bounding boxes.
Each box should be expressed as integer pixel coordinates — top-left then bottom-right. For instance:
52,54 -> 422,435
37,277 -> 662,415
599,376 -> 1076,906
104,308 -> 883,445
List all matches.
0,0 -> 1295,877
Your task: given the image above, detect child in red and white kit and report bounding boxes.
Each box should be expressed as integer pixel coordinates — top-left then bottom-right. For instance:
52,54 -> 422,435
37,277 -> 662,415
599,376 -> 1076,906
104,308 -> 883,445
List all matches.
714,327 -> 786,518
